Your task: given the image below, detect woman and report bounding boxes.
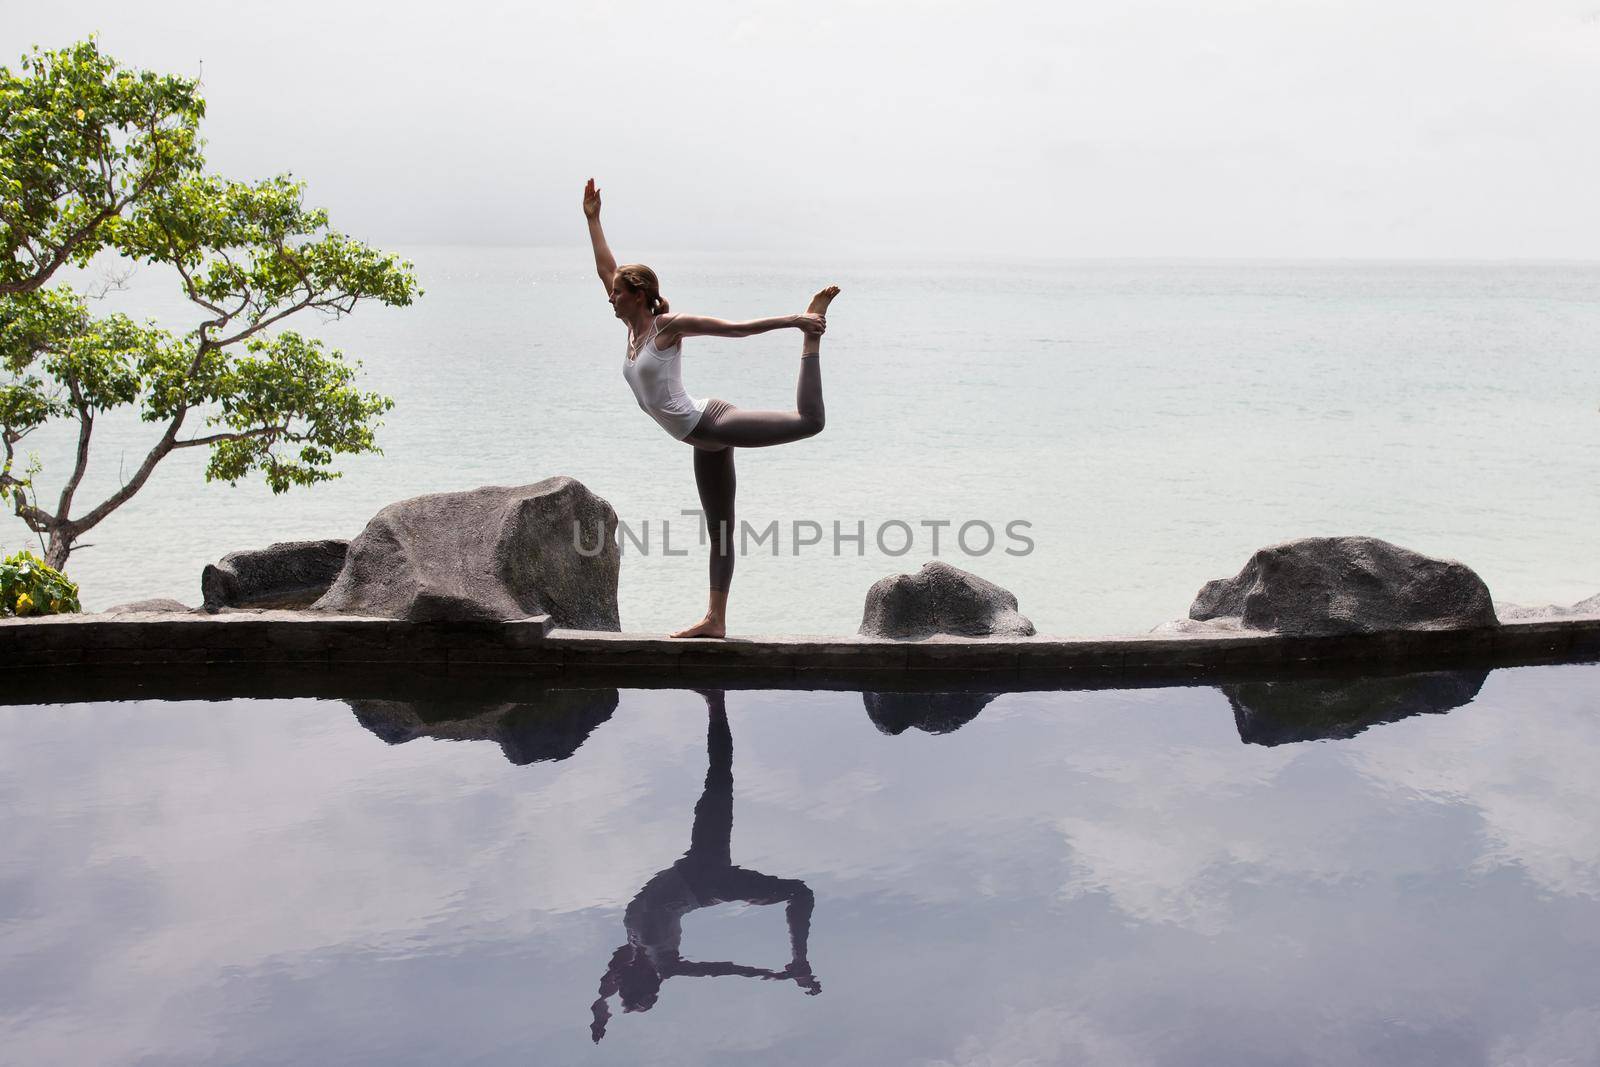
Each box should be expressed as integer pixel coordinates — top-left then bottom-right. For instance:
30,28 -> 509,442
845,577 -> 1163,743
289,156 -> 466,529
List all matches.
583,177 -> 838,638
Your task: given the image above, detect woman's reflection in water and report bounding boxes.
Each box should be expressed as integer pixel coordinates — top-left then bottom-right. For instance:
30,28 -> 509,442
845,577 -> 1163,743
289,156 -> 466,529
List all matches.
591,689 -> 819,1042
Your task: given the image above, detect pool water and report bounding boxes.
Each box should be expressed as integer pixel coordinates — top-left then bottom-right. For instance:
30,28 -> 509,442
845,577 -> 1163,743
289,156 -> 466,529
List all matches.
4,664 -> 1599,1065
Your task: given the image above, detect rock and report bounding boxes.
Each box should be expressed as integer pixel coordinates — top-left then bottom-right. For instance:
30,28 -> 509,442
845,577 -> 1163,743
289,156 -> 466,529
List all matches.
348,688 -> 619,764
863,691 -> 1000,736
202,539 -> 348,612
1498,603 -> 1558,621
1223,669 -> 1487,746
314,478 -> 621,627
103,598 -> 193,614
1189,536 -> 1497,635
1148,617 -> 1244,636
859,560 -> 1035,639
1499,592 -> 1600,621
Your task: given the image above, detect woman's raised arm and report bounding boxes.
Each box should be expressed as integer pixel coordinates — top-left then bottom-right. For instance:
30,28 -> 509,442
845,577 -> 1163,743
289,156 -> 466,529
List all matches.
583,178 -> 617,293
667,313 -> 825,342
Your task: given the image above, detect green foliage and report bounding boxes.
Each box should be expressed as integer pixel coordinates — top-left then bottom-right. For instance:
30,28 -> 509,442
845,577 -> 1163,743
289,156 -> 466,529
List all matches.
0,38 -> 204,293
0,547 -> 80,616
118,172 -> 418,326
205,331 -> 395,492
0,38 -> 420,565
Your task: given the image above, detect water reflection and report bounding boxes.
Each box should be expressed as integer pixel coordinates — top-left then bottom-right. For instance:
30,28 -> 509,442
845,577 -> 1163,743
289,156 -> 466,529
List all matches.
591,689 -> 819,1043
860,669 -> 1490,748
862,691 -> 1000,736
347,689 -> 619,764
9,665 -> 1600,1064
1223,669 -> 1489,746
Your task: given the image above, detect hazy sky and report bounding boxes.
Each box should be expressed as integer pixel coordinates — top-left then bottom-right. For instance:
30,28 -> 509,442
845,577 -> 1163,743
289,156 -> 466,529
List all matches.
10,0 -> 1600,257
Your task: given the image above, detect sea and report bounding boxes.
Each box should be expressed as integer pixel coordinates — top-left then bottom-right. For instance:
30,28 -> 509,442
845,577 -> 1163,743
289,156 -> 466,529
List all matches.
17,250 -> 1600,635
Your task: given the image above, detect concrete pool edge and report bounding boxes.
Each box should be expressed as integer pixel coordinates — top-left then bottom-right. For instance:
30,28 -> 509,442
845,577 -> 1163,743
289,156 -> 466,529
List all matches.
2,612 -> 1598,694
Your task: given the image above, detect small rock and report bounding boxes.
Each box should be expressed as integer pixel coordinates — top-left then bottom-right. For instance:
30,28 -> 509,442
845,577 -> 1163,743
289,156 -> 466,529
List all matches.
1149,617 -> 1244,636
1499,592 -> 1600,621
202,540 -> 348,612
859,560 -> 1035,639
103,598 -> 194,614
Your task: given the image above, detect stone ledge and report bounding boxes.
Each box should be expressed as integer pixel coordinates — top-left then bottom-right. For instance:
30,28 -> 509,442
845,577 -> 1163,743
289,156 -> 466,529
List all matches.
1,613 -> 1597,683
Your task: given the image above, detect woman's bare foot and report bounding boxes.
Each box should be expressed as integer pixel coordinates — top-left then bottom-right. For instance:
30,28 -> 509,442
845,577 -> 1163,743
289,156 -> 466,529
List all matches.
807,285 -> 840,316
801,286 -> 839,357
671,614 -> 726,639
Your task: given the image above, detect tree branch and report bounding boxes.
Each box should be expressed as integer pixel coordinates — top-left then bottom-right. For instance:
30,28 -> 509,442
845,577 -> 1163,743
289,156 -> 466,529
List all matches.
55,380 -> 94,522
7,479 -> 55,532
98,122 -> 115,201
65,408 -> 187,535
212,292 -> 322,348
158,215 -> 228,321
0,197 -> 126,297
0,429 -> 16,486
85,265 -> 134,301
173,424 -> 288,448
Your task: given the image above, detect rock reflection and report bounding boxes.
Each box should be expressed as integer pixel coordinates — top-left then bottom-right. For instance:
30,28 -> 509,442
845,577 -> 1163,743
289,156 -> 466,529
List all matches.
1224,669 -> 1488,746
862,691 -> 1001,736
348,688 -> 618,764
591,689 -> 819,1043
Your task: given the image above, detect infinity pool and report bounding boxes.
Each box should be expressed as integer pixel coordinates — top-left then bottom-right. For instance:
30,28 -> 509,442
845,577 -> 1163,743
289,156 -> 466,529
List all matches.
4,665 -> 1599,1065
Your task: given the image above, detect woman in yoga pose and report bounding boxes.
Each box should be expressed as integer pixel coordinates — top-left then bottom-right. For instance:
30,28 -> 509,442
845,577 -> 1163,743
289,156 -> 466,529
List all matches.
583,177 -> 838,638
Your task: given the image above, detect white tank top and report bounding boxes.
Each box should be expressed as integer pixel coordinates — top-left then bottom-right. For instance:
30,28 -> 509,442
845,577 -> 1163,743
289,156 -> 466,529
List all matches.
622,316 -> 708,440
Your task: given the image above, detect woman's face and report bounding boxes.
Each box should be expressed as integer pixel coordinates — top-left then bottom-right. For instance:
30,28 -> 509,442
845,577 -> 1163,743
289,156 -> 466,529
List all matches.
610,277 -> 644,319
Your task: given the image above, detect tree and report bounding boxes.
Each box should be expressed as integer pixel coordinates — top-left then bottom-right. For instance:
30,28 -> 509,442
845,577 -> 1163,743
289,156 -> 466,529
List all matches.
1,39 -> 418,569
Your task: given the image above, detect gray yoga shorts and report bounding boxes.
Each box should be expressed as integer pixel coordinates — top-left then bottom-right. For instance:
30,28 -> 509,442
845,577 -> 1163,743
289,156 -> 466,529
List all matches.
685,398 -> 735,450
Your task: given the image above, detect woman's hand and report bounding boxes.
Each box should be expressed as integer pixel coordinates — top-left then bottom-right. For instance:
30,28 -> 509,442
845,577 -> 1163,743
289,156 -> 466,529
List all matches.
796,313 -> 827,337
583,177 -> 602,220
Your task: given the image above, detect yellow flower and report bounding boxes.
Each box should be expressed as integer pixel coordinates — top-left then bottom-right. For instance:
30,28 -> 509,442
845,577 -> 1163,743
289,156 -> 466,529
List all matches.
75,108 -> 86,121
15,591 -> 34,616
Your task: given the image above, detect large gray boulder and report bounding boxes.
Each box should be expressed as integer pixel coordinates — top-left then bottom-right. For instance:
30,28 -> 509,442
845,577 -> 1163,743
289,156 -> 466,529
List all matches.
859,560 -> 1035,639
314,478 -> 621,628
201,539 -> 348,612
1190,536 -> 1496,635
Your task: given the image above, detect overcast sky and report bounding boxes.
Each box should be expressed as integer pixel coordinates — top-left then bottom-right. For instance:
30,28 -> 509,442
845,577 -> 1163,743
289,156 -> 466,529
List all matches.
10,0 -> 1600,258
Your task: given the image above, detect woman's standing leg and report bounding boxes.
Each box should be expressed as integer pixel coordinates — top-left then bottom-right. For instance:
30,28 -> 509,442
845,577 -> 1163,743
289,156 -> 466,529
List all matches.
672,442 -> 735,638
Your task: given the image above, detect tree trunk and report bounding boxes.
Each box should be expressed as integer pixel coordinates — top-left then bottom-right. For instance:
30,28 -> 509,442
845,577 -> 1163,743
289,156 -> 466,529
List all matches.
44,531 -> 74,571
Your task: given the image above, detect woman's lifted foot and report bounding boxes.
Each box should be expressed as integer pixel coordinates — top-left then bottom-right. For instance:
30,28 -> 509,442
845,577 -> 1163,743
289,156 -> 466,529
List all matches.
671,613 -> 726,639
800,285 -> 839,357
807,285 -> 840,317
